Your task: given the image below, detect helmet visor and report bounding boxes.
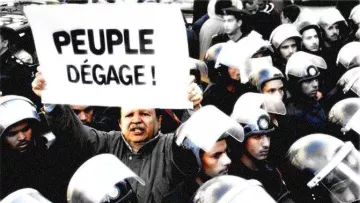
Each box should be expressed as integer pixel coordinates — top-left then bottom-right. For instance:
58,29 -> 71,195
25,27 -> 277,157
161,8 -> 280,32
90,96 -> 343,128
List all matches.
309,143 -> 360,203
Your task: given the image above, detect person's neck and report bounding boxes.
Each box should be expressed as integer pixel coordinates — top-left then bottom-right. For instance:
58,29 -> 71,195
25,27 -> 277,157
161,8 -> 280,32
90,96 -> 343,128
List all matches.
228,30 -> 242,42
240,154 -> 259,171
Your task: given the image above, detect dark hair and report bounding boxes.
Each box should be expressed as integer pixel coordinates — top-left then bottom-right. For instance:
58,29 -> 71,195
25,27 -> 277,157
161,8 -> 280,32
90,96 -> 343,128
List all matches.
282,5 -> 301,23
215,0 -> 233,15
222,7 -> 250,21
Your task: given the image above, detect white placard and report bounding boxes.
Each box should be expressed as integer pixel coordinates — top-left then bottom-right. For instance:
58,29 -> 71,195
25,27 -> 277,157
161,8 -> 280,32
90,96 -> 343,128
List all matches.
24,3 -> 192,109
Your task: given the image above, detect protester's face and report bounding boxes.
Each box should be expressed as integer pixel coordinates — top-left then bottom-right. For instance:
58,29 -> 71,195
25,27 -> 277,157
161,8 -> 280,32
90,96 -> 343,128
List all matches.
279,38 -> 297,61
202,140 -> 231,177
4,121 -> 33,152
245,134 -> 270,160
302,28 -> 320,52
120,108 -> 162,148
228,67 -> 240,81
262,79 -> 285,100
71,105 -> 94,125
301,78 -> 319,98
223,15 -> 241,36
324,23 -> 340,41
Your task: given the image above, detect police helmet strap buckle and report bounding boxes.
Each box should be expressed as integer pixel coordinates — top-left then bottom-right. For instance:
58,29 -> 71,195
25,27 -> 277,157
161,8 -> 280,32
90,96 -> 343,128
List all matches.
307,142 -> 355,188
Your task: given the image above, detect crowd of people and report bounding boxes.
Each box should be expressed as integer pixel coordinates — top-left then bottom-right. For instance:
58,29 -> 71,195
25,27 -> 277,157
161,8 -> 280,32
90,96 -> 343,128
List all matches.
1,0 -> 360,202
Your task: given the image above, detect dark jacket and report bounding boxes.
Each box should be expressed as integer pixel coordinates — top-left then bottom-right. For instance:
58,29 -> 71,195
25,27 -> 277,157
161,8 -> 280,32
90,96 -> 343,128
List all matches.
229,160 -> 290,202
0,133 -> 75,203
45,105 -> 197,203
285,97 -> 328,142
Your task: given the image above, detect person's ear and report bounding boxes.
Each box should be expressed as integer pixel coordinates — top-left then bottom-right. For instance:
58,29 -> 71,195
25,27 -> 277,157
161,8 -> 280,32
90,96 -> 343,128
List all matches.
237,19 -> 243,28
158,115 -> 163,127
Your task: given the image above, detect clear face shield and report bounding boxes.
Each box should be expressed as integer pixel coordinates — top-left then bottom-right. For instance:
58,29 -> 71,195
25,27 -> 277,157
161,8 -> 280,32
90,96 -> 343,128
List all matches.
307,142 -> 360,203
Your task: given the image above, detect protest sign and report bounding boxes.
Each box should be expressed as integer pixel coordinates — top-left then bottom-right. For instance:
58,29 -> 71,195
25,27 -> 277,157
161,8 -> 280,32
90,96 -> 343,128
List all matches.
24,3 -> 192,108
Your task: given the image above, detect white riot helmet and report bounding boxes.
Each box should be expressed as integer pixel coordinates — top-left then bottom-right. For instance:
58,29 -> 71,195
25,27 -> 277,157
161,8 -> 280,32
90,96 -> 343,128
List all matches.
231,108 -> 274,139
287,134 -> 360,203
67,154 -> 145,203
0,188 -> 51,203
248,65 -> 285,93
232,92 -> 286,117
293,8 -> 320,34
318,8 -> 348,31
349,4 -> 360,25
176,105 -> 244,168
193,175 -> 276,203
337,67 -> 360,97
269,24 -> 301,50
336,42 -> 360,69
285,51 -> 327,83
0,95 -> 40,137
328,98 -> 360,135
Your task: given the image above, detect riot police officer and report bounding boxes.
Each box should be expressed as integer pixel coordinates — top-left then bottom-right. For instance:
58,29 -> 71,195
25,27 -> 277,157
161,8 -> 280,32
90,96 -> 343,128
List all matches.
0,95 -> 62,202
284,133 -> 360,203
328,98 -> 360,149
269,24 -> 301,73
229,108 -> 291,202
285,51 -> 329,140
293,8 -> 323,56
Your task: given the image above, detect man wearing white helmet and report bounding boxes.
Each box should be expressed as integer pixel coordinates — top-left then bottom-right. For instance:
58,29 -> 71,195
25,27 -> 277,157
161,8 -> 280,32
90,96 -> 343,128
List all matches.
0,96 -> 68,202
328,98 -> 360,149
229,108 -> 292,202
294,9 -> 323,57
269,24 -> 301,74
318,8 -> 349,71
285,51 -> 329,141
349,4 -> 360,41
284,134 -> 360,203
174,105 -> 244,203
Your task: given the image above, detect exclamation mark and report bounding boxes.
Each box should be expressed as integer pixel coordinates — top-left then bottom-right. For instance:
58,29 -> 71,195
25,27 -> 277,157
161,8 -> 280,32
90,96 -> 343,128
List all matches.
151,66 -> 156,85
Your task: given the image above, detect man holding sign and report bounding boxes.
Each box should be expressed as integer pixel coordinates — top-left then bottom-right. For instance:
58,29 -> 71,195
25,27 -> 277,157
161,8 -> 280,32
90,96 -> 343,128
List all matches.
32,70 -> 202,202
25,3 -> 207,202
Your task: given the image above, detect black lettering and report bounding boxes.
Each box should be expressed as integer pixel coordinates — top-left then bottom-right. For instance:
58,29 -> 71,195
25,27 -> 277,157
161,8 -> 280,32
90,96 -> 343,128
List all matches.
92,64 -> 106,85
106,29 -> 123,54
119,65 -> 133,85
134,65 -> 145,85
88,29 -> 105,55
53,31 -> 70,54
106,65 -> 120,85
67,65 -> 80,83
139,29 -> 154,54
81,64 -> 92,84
71,29 -> 87,54
124,29 -> 138,54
